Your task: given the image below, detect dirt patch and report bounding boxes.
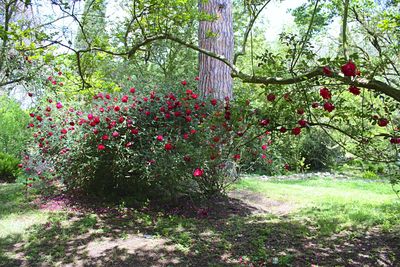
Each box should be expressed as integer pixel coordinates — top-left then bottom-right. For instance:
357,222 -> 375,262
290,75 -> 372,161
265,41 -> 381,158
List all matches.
228,189 -> 297,215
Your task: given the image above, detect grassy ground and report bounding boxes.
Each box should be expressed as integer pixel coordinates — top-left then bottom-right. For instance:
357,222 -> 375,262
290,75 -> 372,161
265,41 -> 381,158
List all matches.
0,176 -> 399,266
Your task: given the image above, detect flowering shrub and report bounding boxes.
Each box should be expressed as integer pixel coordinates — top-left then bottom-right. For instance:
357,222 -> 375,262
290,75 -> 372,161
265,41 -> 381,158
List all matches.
23,84 -> 281,199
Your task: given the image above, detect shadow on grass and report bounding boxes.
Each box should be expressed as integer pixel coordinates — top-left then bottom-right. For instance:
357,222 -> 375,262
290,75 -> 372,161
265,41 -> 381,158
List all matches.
1,183 -> 399,266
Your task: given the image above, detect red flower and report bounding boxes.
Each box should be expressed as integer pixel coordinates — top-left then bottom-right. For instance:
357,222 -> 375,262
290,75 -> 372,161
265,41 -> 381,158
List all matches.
348,85 -> 361,95
233,154 -> 241,160
185,116 -> 192,122
297,108 -> 304,115
29,113 -> 35,117
323,102 -> 335,112
312,102 -> 319,108
193,168 -> 204,177
191,93 -> 198,99
261,154 -> 267,159
61,128 -> 67,134
378,118 -> 389,127
323,66 -> 332,76
56,102 -> 63,109
210,99 -> 217,106
280,127 -> 287,133
131,128 -> 139,135
181,80 -> 187,86
121,95 -> 128,103
156,135 -> 164,141
319,87 -> 331,99
114,106 -> 120,112
195,76 -> 200,81
36,116 -> 43,122
260,119 -> 270,126
130,87 -> 136,94
98,144 -> 105,150
267,93 -> 276,102
298,119 -> 308,127
28,92 -> 33,97
213,136 -> 220,143
261,144 -> 267,150
112,131 -> 119,137
292,127 -> 301,135
102,135 -> 109,140
284,163 -> 290,171
341,60 -> 357,77
165,143 -> 173,151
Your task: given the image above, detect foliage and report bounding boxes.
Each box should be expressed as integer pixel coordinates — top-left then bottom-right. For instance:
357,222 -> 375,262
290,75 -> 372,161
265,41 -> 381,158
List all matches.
0,96 -> 30,156
22,81 -> 281,200
0,152 -> 20,182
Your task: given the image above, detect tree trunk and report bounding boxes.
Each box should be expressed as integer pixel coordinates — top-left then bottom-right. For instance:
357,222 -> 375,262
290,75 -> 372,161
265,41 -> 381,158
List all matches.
198,0 -> 234,100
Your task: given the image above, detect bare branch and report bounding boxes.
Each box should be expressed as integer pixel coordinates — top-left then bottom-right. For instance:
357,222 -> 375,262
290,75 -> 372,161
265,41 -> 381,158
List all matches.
233,0 -> 271,65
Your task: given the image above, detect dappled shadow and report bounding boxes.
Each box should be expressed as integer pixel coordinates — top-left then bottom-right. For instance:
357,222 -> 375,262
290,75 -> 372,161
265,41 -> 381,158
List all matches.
1,184 -> 399,266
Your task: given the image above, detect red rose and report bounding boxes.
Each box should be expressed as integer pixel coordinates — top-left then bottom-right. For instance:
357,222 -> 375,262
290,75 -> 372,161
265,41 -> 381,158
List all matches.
130,87 -> 136,94
279,127 -> 287,133
261,144 -> 267,150
312,102 -> 319,108
323,66 -> 332,76
341,60 -> 357,77
323,102 -> 335,112
260,119 -> 270,126
114,106 -> 120,112
193,168 -> 204,177
378,118 -> 389,127
156,135 -> 164,141
297,108 -> 304,115
267,93 -> 276,102
292,127 -> 301,135
233,154 -> 241,160
348,85 -> 361,95
210,99 -> 217,106
164,143 -> 173,151
298,119 -> 307,127
56,102 -> 63,109
28,92 -> 33,97
181,80 -> 187,86
61,129 -> 67,134
102,135 -> 109,140
121,95 -> 128,103
319,87 -> 331,99
98,144 -> 105,150
131,129 -> 139,135
112,131 -> 119,137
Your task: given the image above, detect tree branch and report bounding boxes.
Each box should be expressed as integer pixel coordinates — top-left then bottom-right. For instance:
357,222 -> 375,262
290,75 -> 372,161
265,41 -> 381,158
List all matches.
233,0 -> 271,65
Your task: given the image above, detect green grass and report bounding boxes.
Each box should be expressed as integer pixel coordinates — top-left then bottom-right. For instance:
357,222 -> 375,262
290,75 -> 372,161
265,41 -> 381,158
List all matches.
0,177 -> 399,266
233,177 -> 400,234
0,184 -> 48,238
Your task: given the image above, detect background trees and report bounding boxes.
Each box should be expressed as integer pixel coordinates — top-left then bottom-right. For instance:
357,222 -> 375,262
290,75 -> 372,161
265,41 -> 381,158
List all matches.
0,0 -> 399,187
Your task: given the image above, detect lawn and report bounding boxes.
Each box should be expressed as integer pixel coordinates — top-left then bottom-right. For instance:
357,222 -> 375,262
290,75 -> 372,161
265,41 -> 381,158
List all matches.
0,176 -> 399,266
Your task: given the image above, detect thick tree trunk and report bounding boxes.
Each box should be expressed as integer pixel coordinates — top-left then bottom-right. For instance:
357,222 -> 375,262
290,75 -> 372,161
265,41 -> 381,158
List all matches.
198,0 -> 234,100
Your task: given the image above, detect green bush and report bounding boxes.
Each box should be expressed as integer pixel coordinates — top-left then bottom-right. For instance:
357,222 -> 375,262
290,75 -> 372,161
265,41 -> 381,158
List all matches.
0,96 -> 30,156
299,129 -> 343,171
0,152 -> 20,182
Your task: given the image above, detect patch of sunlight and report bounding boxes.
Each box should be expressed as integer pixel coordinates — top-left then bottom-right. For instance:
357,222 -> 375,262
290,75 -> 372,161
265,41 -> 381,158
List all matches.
0,211 -> 49,238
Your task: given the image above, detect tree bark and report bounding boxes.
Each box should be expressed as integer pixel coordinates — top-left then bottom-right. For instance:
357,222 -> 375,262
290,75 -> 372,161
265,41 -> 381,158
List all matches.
198,0 -> 234,100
